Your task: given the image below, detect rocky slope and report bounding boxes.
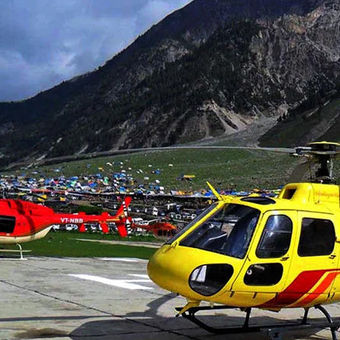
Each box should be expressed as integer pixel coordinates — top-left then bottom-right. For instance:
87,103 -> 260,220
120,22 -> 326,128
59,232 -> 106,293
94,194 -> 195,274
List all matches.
0,0 -> 339,166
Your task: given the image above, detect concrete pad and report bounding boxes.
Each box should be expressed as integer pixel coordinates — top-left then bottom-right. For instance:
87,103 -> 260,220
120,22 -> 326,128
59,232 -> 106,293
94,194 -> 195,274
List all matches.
0,256 -> 339,339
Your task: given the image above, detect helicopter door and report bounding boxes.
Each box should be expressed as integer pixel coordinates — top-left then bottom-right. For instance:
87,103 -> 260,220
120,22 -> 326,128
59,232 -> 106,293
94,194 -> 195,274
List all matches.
285,212 -> 339,307
230,211 -> 296,297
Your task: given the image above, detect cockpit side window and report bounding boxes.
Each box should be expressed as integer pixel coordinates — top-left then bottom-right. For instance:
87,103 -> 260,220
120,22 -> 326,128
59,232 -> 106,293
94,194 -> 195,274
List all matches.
180,204 -> 260,259
0,215 -> 15,234
256,215 -> 292,258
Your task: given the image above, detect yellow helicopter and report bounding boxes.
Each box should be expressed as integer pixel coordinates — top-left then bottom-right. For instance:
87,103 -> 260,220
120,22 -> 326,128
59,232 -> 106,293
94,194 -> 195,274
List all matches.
148,141 -> 340,339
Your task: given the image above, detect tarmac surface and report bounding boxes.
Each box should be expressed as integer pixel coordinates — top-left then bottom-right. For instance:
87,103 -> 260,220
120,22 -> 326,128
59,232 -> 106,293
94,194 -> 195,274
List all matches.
0,256 -> 339,340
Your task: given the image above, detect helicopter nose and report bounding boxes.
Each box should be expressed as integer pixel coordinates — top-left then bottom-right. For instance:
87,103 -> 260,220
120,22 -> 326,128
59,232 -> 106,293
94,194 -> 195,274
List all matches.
147,245 -> 185,294
148,245 -> 234,298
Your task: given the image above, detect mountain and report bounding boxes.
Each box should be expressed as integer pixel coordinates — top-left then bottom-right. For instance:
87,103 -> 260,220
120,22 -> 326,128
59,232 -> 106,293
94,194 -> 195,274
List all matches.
0,0 -> 339,167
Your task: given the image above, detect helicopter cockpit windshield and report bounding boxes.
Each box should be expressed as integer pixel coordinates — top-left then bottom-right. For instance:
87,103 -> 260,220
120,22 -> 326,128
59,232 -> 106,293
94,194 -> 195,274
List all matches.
179,204 -> 260,259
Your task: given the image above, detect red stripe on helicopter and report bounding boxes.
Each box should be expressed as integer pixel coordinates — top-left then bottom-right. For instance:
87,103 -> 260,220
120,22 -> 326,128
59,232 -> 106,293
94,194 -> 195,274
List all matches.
293,271 -> 340,307
260,269 -> 338,308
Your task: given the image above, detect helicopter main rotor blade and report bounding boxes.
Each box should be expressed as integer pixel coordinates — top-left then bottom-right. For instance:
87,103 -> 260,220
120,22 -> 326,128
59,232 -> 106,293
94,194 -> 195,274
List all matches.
288,160 -> 313,183
9,140 -> 340,171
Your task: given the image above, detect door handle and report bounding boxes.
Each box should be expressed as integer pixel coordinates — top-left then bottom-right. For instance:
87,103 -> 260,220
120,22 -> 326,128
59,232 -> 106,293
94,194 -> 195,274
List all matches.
281,256 -> 289,261
329,254 -> 336,259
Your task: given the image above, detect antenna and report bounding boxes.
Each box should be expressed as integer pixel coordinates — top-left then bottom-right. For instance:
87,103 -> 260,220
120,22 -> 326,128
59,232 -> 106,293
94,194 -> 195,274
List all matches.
207,182 -> 222,201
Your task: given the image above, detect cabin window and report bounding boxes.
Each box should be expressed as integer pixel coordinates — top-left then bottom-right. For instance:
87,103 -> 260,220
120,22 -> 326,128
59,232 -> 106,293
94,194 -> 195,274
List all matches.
180,204 -> 260,259
256,215 -> 292,258
0,215 -> 15,233
244,263 -> 283,286
298,218 -> 335,256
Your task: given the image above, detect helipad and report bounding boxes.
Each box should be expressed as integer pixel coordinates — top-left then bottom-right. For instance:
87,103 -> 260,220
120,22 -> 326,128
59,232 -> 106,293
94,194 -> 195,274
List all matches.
0,256 -> 338,339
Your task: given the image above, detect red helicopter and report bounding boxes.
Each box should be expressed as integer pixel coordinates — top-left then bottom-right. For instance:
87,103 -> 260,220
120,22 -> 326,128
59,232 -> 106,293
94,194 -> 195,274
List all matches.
0,197 -> 132,258
131,219 -> 178,240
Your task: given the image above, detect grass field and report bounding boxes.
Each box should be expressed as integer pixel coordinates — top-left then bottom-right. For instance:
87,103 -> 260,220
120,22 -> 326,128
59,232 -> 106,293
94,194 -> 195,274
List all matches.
12,148 -> 313,191
1,232 -> 158,259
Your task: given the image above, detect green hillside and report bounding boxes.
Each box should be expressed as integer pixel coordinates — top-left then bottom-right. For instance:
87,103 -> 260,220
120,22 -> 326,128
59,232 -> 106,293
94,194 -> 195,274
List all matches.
259,97 -> 340,147
9,149 -> 309,191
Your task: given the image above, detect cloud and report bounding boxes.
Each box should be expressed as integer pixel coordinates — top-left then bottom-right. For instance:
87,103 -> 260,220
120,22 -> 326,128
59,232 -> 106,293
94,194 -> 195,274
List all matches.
0,0 -> 192,101
137,0 -> 189,28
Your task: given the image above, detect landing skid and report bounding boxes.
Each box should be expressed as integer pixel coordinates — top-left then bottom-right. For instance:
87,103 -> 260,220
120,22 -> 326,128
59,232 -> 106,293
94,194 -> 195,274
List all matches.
0,244 -> 31,260
17,243 -> 26,260
175,304 -> 340,340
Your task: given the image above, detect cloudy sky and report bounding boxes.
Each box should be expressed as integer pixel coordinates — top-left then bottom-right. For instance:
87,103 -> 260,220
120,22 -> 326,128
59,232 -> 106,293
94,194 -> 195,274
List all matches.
0,0 -> 191,102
